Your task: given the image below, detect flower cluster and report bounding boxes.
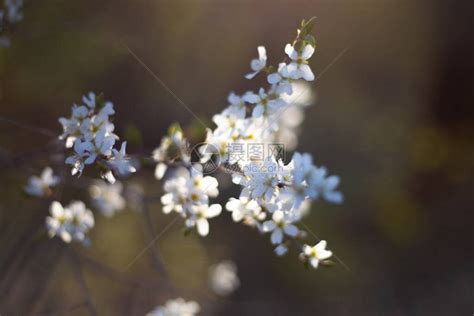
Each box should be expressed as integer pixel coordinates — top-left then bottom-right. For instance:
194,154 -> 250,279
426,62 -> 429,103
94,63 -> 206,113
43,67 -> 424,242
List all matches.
46,201 -> 94,245
24,167 -> 60,197
0,0 -> 23,47
59,92 -> 136,182
160,166 -> 221,236
229,152 -> 341,259
198,22 -> 318,169
147,298 -> 200,316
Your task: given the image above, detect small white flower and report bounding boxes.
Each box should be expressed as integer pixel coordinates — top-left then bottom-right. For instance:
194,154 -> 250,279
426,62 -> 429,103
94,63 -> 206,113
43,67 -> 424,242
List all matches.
299,240 -> 333,269
189,166 -> 219,198
83,127 -> 116,164
267,63 -> 293,95
244,88 -> 286,118
310,167 -> 344,204
226,92 -> 246,118
68,200 -> 95,245
262,210 -> 299,245
284,43 -> 315,81
245,46 -> 267,79
46,201 -> 73,243
208,260 -> 240,296
225,197 -> 265,227
24,167 -> 60,197
65,139 -> 93,176
45,200 -> 94,245
147,298 -> 200,316
107,142 -> 137,180
89,181 -> 126,217
244,157 -> 280,201
186,203 -> 222,236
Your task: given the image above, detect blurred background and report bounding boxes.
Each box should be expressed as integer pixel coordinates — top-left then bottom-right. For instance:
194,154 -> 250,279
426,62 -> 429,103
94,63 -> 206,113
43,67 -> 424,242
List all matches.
0,0 -> 473,315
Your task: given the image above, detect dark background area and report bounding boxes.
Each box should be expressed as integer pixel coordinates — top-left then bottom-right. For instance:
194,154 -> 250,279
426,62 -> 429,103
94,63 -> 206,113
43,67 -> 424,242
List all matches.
0,0 -> 473,315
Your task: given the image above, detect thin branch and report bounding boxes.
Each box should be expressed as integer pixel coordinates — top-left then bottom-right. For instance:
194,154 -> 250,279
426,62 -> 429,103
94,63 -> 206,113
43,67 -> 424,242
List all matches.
67,247 -> 97,316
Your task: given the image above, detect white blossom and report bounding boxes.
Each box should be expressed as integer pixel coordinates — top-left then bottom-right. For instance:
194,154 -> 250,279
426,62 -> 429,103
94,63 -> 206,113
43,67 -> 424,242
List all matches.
45,201 -> 94,245
208,260 -> 240,296
299,240 -> 333,269
225,196 -> 265,228
245,46 -> 266,79
185,203 -> 222,236
262,210 -> 299,245
24,167 -> 60,197
89,181 -> 126,217
107,142 -> 136,181
147,298 -> 200,316
284,44 -> 315,81
160,167 -> 221,236
241,156 -> 280,201
243,88 -> 286,118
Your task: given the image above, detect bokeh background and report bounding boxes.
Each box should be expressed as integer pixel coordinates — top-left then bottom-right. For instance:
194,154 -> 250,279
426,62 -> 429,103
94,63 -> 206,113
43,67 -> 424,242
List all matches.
1,0 -> 473,315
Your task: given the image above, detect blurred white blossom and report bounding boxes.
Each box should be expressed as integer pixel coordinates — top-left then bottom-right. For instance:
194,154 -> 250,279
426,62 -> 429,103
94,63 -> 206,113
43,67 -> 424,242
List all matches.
46,201 -> 94,245
147,298 -> 200,316
89,181 -> 125,217
245,46 -> 267,79
24,167 -> 60,197
208,260 -> 240,296
161,166 -> 220,236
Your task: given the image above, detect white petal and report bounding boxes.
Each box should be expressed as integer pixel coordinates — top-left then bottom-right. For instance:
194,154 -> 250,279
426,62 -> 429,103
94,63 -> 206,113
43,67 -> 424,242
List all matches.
245,71 -> 258,80
205,204 -> 222,218
50,201 -> 63,217
243,93 -> 260,104
284,224 -> 299,237
272,210 -> 284,223
154,163 -> 167,180
267,72 -> 281,84
197,218 -> 209,236
318,250 -> 333,260
274,244 -> 288,256
324,191 -> 343,204
315,240 -> 327,251
257,46 -> 266,61
262,220 -> 276,232
232,210 -> 244,222
325,176 -> 340,190
309,258 -> 319,269
271,229 -> 283,244
284,43 -> 297,60
301,44 -> 315,60
300,64 -> 315,81
252,105 -> 265,118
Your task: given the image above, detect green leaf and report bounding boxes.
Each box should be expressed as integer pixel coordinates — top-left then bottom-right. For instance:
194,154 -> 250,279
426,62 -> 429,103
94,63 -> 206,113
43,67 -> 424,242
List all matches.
95,93 -> 105,109
303,34 -> 316,48
300,16 -> 317,37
